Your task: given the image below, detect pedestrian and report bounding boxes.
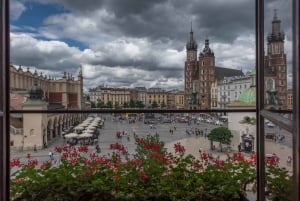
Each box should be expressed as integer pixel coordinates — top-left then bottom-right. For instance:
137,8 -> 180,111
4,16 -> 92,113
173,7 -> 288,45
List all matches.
49,151 -> 54,160
199,148 -> 202,154
287,156 -> 292,166
95,144 -> 101,153
238,144 -> 241,152
33,144 -> 37,152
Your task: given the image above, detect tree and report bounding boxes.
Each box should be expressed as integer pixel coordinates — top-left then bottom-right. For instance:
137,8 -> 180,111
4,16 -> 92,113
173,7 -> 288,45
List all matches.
151,101 -> 158,109
106,101 -> 113,108
136,101 -> 145,108
129,100 -> 136,108
239,116 -> 256,135
123,102 -> 129,108
160,101 -> 166,108
91,101 -> 96,108
207,127 -> 233,152
114,102 -> 121,109
96,101 -> 105,108
239,116 -> 256,125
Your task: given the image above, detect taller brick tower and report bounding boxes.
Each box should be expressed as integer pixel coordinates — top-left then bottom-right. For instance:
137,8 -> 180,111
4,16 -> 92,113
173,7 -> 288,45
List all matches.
264,10 -> 287,109
184,24 -> 198,109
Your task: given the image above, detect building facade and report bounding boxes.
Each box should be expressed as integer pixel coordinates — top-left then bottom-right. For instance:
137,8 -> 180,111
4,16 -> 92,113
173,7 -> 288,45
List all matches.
184,25 -> 215,109
184,26 -> 246,110
10,65 -> 85,150
217,72 -> 255,109
10,65 -> 84,109
146,88 -> 168,108
264,11 -> 288,109
99,87 -> 131,107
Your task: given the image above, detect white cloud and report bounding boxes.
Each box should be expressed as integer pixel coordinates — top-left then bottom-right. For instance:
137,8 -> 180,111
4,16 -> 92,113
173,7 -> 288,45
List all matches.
10,32 -> 83,70
212,34 -> 255,70
10,0 -> 26,20
10,0 -> 292,91
39,9 -> 116,44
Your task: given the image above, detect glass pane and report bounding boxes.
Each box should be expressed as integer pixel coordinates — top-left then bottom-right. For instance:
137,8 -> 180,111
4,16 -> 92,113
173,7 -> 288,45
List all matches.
264,119 -> 293,201
10,111 -> 262,200
263,2 -> 293,200
264,1 -> 293,112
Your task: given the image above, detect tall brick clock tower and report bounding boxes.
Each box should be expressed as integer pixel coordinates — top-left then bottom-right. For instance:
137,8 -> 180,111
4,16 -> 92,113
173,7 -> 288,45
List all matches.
184,24 -> 198,109
264,10 -> 287,109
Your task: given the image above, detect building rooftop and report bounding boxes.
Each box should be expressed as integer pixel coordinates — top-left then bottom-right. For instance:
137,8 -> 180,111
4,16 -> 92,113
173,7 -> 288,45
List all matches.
238,86 -> 256,103
215,67 -> 244,80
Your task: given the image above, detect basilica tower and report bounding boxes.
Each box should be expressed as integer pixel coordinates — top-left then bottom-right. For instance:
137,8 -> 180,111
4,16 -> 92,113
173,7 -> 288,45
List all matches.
184,24 -> 199,109
198,38 -> 215,109
264,10 -> 287,109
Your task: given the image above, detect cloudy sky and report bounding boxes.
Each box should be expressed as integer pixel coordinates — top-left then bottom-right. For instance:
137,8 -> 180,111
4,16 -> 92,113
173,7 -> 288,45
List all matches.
10,0 -> 292,92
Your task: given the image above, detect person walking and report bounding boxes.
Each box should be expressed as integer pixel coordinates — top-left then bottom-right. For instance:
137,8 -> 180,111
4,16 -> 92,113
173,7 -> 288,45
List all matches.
49,151 -> 54,161
95,144 -> 101,153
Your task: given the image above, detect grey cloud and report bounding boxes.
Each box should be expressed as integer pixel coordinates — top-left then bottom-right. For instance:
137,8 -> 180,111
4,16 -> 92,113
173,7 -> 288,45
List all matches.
11,0 -> 293,90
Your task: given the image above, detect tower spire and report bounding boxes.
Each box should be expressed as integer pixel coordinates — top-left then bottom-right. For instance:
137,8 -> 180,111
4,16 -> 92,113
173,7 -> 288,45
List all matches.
273,9 -> 278,20
267,9 -> 284,44
186,21 -> 197,51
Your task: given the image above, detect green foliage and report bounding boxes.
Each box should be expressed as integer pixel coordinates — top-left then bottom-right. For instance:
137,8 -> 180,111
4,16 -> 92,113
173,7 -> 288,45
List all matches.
10,135 -> 291,201
129,100 -> 136,108
106,101 -> 113,108
151,101 -> 158,108
91,101 -> 96,108
123,102 -> 129,108
265,166 -> 292,201
135,101 -> 145,108
96,101 -> 105,108
114,102 -> 121,109
239,116 -> 256,125
207,127 -> 233,151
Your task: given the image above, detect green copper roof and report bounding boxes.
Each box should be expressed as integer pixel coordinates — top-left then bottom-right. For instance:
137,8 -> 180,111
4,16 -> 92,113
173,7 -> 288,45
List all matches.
238,87 -> 256,103
250,69 -> 256,75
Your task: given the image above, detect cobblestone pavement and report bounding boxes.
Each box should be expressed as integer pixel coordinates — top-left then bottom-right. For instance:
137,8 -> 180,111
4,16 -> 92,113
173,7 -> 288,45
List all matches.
11,114 -> 292,169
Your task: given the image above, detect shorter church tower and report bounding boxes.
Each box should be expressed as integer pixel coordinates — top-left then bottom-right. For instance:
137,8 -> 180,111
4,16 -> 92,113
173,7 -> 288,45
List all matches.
198,38 -> 215,109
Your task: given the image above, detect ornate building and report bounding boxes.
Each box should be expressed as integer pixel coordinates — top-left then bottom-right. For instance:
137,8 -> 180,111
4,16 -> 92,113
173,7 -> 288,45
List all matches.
10,65 -> 84,109
10,65 -> 86,150
184,25 -> 215,109
264,11 -> 287,109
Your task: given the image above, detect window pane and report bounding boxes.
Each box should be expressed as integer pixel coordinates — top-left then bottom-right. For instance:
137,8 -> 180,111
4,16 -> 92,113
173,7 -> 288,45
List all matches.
264,1 -> 292,112
264,119 -> 293,201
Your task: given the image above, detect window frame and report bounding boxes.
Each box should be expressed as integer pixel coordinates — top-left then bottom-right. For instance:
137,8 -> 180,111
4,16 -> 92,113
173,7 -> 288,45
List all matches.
256,0 -> 300,200
1,0 -> 299,200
